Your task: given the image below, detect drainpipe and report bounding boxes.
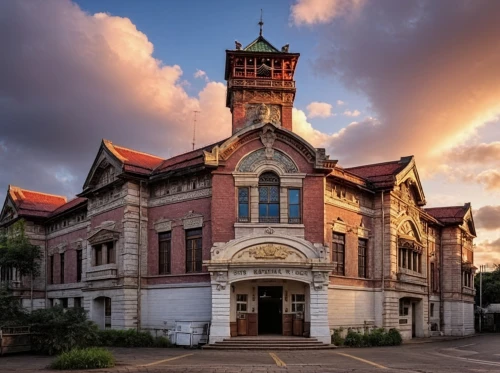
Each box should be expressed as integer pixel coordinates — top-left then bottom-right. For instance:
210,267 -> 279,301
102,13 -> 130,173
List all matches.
44,239 -> 48,309
137,180 -> 143,332
439,229 -> 444,332
381,191 -> 385,325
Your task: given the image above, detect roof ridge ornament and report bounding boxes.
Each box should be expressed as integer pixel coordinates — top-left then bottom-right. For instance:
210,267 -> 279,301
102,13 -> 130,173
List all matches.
259,9 -> 264,36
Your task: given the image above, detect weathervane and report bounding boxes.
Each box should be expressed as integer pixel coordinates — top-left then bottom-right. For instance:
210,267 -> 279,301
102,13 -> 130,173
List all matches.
259,9 -> 264,36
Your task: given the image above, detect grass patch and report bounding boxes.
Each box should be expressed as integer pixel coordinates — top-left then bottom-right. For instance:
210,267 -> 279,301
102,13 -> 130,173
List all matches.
50,347 -> 115,370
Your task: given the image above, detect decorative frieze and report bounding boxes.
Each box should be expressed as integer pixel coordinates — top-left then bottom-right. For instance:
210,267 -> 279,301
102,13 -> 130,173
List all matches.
237,148 -> 298,173
148,188 -> 211,207
151,175 -> 211,199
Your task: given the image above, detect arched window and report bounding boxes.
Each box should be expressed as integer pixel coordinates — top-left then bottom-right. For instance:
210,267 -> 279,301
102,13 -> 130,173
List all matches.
258,172 -> 280,223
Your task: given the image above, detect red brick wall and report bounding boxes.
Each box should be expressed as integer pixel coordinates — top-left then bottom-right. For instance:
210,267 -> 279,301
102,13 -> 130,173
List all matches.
303,175 -> 324,244
232,104 -> 246,133
147,198 -> 212,284
91,207 -> 125,229
211,172 -> 236,243
47,227 -> 87,284
281,106 -> 293,131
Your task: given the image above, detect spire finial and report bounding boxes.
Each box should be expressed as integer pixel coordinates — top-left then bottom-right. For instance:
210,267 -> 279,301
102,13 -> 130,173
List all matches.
258,9 -> 264,36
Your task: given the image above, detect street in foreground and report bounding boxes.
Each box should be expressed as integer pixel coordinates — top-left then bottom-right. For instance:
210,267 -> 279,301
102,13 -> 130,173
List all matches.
2,334 -> 500,373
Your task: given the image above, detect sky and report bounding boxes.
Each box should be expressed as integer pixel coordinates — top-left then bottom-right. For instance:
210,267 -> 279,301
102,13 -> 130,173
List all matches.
0,0 -> 499,265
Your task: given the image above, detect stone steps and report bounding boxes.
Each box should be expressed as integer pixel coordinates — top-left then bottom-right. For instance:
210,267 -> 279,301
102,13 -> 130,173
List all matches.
203,337 -> 336,350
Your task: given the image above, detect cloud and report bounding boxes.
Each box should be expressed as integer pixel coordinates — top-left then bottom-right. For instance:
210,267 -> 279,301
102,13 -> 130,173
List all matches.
337,100 -> 346,106
343,109 -> 360,117
446,142 -> 500,164
296,0 -> 500,169
475,238 -> 500,266
194,69 -> 209,82
291,0 -> 366,25
292,108 -> 330,148
306,102 -> 333,118
0,0 -> 231,202
476,170 -> 500,191
475,206 -> 500,230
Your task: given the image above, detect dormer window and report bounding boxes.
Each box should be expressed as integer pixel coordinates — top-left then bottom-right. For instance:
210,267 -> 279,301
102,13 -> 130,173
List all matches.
258,172 -> 280,223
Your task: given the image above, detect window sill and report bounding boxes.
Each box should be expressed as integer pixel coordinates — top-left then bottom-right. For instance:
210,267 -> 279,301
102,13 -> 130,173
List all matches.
144,272 -> 209,278
234,223 -> 305,228
87,263 -> 117,273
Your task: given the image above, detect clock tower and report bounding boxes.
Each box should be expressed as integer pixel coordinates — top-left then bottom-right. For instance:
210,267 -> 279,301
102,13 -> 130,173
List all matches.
225,22 -> 300,134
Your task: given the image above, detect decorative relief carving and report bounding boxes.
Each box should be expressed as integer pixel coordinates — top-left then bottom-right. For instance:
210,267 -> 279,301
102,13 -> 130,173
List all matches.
265,227 -> 275,234
398,237 -> 423,254
260,127 -> 277,159
247,244 -> 292,260
154,220 -> 172,233
87,229 -> 120,245
219,131 -> 261,160
183,211 -> 203,229
215,271 -> 228,291
237,148 -> 298,173
245,103 -> 281,126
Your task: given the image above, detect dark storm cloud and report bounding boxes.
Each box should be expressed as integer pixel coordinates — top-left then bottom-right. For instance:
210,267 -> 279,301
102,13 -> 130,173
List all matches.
0,0 -> 231,203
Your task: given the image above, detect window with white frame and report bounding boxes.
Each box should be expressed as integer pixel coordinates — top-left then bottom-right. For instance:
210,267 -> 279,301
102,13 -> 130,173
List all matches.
292,294 -> 306,313
236,294 -> 247,312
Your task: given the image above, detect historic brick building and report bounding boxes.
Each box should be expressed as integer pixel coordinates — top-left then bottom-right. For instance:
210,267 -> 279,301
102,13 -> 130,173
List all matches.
0,32 -> 477,343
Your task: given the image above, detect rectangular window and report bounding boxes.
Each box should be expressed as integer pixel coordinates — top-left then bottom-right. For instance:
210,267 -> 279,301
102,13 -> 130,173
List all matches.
50,255 -> 54,284
398,248 -> 422,273
104,297 -> 112,329
238,187 -> 250,223
288,189 -> 301,224
399,299 -> 409,316
332,233 -> 345,276
258,186 -> 280,223
291,294 -> 306,313
60,253 -> 65,284
236,294 -> 248,312
358,239 -> 368,278
74,297 -> 83,308
430,303 -> 435,317
430,263 -> 435,291
158,232 -> 172,274
61,298 -> 68,308
94,244 -> 103,266
186,228 -> 202,273
76,250 -> 82,282
107,242 -> 115,264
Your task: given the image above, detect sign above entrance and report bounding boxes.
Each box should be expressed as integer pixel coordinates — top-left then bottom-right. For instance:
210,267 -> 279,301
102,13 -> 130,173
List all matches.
229,267 -> 312,283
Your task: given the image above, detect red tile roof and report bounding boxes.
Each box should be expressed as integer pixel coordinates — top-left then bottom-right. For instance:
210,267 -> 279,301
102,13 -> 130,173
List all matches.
9,186 -> 67,218
154,140 -> 227,174
49,197 -> 87,217
345,158 -> 410,188
103,140 -> 164,175
425,205 -> 467,225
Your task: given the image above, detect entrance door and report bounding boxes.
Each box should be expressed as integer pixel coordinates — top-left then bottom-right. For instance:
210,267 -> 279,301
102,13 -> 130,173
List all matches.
411,303 -> 416,338
258,286 -> 282,335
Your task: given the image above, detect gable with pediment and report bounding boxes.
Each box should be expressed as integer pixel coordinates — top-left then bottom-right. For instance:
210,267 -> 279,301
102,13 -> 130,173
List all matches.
82,145 -> 123,192
0,197 -> 18,226
87,228 -> 120,245
395,163 -> 426,206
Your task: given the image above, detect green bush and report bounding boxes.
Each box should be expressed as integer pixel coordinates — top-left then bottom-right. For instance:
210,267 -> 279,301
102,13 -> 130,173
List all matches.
331,328 -> 344,346
97,329 -> 170,348
344,330 -> 364,347
30,306 -> 99,355
49,347 -> 115,370
344,328 -> 402,347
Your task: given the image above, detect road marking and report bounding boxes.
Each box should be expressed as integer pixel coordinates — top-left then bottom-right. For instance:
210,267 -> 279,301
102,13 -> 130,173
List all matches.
269,352 -> 287,367
434,351 -> 500,368
336,352 -> 387,369
139,353 -> 193,367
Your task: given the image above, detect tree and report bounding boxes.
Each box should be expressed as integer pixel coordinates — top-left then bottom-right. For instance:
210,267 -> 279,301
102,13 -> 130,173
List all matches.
475,264 -> 500,308
0,220 -> 42,310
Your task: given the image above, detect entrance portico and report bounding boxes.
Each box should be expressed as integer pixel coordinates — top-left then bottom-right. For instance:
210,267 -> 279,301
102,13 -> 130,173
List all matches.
206,234 -> 332,344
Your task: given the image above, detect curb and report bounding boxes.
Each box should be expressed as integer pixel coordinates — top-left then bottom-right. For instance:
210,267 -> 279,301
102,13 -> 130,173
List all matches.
402,334 -> 476,345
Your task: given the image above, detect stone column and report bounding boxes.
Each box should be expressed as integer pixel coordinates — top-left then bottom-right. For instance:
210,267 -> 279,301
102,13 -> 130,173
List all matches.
209,272 -> 231,343
309,283 -> 330,344
102,243 -> 108,265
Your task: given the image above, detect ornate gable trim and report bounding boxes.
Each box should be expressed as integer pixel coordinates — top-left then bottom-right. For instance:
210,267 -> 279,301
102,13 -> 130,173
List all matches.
0,194 -> 18,226
81,140 -> 124,193
87,228 -> 120,245
203,123 -> 337,171
395,157 -> 426,206
462,203 -> 476,237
